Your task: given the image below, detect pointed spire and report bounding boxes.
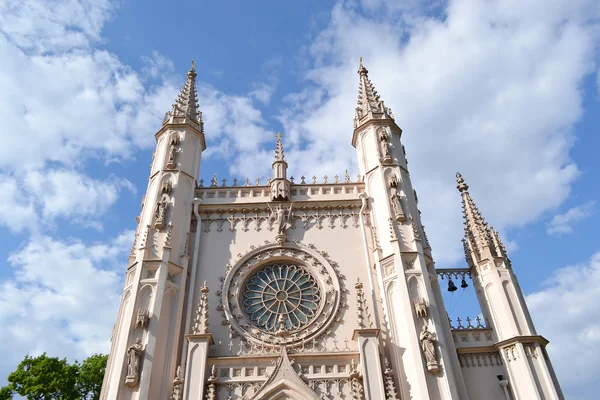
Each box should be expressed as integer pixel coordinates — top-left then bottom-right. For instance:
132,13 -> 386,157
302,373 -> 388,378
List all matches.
271,132 -> 290,201
456,173 -> 502,264
354,58 -> 394,129
162,60 -> 204,133
274,132 -> 285,162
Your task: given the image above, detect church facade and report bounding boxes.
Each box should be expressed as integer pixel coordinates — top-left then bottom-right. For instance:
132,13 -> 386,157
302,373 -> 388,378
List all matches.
100,60 -> 565,400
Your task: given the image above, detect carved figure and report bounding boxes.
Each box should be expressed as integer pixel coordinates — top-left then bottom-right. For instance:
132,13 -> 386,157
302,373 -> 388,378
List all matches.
390,192 -> 405,222
125,338 -> 143,387
268,203 -> 293,235
155,197 -> 167,229
135,308 -> 149,329
420,325 -> 439,373
166,133 -> 179,169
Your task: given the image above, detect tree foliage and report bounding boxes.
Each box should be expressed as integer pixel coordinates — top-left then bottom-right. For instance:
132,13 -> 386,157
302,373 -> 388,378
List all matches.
0,353 -> 107,400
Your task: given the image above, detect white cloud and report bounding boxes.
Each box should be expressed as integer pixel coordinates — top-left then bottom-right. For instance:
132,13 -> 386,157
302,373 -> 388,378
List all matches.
547,201 -> 595,236
199,83 -> 273,178
527,252 -> 600,400
0,37 -> 175,170
265,0 -> 600,265
0,169 -> 134,233
0,0 -> 112,53
0,231 -> 132,378
141,50 -> 176,80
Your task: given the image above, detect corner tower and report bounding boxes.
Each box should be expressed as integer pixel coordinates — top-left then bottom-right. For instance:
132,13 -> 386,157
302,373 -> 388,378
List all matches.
101,62 -> 206,400
352,59 -> 469,399
456,173 -> 564,400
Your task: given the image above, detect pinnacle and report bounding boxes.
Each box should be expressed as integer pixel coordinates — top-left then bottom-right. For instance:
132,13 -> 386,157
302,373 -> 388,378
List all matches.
358,57 -> 368,75
162,60 -> 203,133
456,172 -> 469,193
274,132 -> 285,162
354,58 -> 394,128
457,173 -> 505,263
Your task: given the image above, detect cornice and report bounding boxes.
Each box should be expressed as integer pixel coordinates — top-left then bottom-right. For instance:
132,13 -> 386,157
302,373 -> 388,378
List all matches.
155,123 -> 206,151
352,119 -> 403,148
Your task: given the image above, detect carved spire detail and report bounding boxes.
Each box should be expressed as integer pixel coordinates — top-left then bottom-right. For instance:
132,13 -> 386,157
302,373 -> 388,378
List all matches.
456,173 -> 506,265
271,133 -> 290,201
354,58 -> 394,129
192,281 -> 209,334
275,132 -> 285,161
163,60 -> 204,133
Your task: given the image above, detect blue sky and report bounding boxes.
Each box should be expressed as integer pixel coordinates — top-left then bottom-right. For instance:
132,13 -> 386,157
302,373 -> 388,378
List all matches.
1,0 -> 599,398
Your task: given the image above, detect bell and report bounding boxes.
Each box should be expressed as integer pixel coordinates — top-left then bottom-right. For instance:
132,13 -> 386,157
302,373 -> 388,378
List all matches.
447,279 -> 457,292
461,278 -> 469,289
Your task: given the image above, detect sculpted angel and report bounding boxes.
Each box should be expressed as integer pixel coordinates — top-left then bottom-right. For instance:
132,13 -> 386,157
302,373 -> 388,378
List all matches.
267,203 -> 293,234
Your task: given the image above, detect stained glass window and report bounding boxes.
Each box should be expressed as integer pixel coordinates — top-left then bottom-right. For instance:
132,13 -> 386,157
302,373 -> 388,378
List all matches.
242,262 -> 321,333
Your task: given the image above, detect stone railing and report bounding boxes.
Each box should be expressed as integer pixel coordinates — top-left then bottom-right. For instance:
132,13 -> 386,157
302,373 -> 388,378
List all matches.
448,316 -> 487,330
197,173 -> 364,188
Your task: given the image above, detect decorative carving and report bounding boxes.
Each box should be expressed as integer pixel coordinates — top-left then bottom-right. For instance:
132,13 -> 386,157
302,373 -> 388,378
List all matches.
383,358 -> 400,400
206,365 -> 217,400
139,225 -> 150,249
164,223 -> 173,248
413,298 -> 428,318
135,308 -> 149,329
192,281 -> 209,334
166,133 -> 180,169
218,242 -> 343,346
355,279 -> 365,329
379,129 -> 393,164
161,180 -> 173,195
349,359 -> 364,400
171,365 -> 183,400
270,179 -> 290,201
388,173 -> 399,188
504,344 -> 518,361
458,352 -> 503,367
124,338 -> 143,387
267,203 -> 293,245
355,279 -> 372,329
389,191 -> 405,222
411,218 -> 421,241
154,197 -> 168,229
420,325 -> 439,373
201,205 -> 361,233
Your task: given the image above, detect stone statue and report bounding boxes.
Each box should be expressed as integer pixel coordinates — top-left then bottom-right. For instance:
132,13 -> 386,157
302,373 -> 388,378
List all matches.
166,133 -> 179,169
155,197 -> 167,229
268,203 -> 293,245
268,204 -> 292,234
125,338 -> 143,387
390,192 -> 405,222
420,325 -> 439,373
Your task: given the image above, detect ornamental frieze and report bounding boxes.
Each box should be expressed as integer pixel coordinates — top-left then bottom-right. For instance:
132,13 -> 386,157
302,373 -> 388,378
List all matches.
200,205 -> 361,233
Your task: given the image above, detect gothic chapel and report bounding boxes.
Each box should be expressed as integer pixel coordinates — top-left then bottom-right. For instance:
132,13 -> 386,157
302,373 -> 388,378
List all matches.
101,60 -> 565,400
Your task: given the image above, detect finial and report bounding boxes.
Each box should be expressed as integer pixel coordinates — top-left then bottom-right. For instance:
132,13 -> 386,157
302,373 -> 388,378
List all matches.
456,172 -> 469,193
191,59 -> 195,71
274,132 -> 285,162
358,57 -> 368,75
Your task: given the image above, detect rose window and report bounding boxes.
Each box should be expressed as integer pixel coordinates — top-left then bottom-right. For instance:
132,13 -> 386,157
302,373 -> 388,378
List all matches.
242,263 -> 321,333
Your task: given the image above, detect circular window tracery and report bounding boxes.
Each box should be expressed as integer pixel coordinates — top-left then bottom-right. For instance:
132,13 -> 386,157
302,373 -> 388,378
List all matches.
242,263 -> 321,333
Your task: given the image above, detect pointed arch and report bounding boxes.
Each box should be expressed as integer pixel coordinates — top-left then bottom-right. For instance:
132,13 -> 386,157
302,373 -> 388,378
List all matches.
251,348 -> 319,400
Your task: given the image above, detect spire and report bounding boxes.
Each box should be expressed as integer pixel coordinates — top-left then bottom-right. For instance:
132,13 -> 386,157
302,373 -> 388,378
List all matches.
271,133 -> 290,201
354,58 -> 394,129
456,173 -> 500,264
162,60 -> 204,133
274,132 -> 285,162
